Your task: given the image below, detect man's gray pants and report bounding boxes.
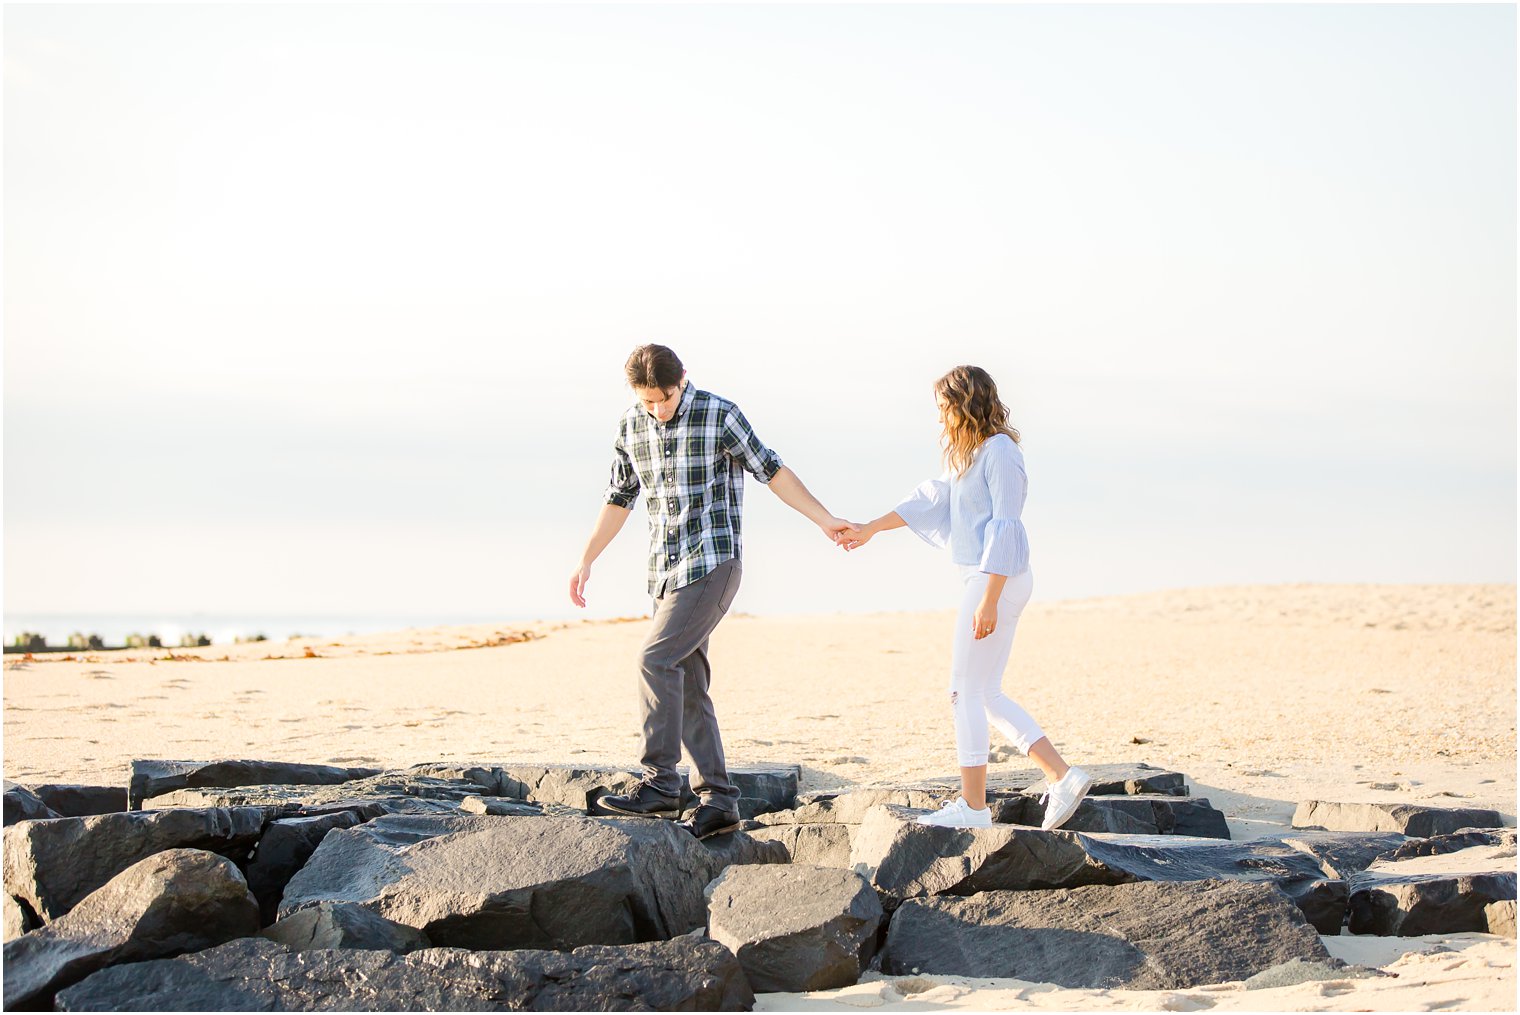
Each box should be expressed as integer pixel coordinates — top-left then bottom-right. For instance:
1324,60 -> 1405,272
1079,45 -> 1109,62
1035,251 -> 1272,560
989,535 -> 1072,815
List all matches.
640,558 -> 741,809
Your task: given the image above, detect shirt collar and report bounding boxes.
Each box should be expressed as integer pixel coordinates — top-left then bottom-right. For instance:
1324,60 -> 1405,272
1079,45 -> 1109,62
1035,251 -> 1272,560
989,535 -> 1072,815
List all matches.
661,381 -> 696,427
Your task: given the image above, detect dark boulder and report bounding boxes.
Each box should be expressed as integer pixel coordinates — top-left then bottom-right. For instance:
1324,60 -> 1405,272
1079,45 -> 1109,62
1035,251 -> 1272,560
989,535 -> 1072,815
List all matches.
55,934 -> 754,1011
2,848 -> 259,1010
880,879 -> 1329,988
129,760 -> 385,810
706,863 -> 882,992
278,813 -> 721,949
261,902 -> 429,952
32,785 -> 129,818
1293,800 -> 1504,837
3,806 -> 279,921
244,810 -> 365,924
4,781 -> 61,825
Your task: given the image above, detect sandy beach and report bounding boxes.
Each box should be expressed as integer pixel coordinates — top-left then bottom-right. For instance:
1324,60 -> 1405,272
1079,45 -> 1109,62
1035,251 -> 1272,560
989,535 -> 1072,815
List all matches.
4,583 -> 1516,1010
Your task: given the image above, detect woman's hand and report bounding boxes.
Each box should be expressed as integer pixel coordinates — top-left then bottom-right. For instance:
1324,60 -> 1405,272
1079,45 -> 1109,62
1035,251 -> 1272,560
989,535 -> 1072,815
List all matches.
838,521 -> 874,551
972,597 -> 998,639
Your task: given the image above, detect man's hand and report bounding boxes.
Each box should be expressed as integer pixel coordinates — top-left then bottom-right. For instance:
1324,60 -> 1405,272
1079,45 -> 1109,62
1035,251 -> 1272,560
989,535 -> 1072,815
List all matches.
820,517 -> 852,544
569,564 -> 592,608
837,522 -> 873,551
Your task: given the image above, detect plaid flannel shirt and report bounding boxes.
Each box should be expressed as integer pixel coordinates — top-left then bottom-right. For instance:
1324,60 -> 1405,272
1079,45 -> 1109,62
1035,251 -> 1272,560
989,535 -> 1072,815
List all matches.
605,384 -> 784,597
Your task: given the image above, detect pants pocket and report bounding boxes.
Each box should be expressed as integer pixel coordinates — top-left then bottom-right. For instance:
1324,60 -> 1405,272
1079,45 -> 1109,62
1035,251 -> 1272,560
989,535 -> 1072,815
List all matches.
715,562 -> 742,615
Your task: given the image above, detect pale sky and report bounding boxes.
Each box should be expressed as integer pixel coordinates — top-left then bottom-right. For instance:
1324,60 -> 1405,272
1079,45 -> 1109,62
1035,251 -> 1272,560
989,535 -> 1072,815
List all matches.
4,3 -> 1515,624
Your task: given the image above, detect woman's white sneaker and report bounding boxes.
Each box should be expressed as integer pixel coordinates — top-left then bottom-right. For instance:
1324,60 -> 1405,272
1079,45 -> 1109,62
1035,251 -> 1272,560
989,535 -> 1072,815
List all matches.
1039,766 -> 1093,831
915,797 -> 993,828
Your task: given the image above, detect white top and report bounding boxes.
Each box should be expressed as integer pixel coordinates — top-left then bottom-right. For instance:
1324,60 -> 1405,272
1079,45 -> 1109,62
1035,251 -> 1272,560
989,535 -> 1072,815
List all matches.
892,433 -> 1029,577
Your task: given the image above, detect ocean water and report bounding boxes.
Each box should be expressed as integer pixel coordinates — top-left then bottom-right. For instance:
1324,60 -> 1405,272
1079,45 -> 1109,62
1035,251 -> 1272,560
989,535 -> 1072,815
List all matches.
3,613 -> 516,650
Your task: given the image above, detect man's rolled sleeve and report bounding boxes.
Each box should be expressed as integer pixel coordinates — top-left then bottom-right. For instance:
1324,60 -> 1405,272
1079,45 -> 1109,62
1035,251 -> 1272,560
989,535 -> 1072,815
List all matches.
720,406 -> 783,484
604,434 -> 641,508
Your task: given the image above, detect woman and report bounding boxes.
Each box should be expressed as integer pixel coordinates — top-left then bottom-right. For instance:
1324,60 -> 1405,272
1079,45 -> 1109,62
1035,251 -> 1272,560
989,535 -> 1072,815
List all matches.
840,366 -> 1092,830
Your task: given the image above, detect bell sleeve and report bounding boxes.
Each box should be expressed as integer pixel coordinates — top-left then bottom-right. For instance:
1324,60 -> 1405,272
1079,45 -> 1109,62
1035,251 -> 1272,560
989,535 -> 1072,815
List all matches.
892,473 -> 952,549
979,438 -> 1029,576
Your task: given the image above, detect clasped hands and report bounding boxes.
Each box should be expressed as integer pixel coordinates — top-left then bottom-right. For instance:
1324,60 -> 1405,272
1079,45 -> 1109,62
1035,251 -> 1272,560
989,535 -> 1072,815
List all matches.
821,518 -> 872,551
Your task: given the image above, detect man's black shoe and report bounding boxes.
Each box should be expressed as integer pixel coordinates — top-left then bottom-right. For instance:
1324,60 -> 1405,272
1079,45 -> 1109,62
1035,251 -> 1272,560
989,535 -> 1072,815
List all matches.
592,782 -> 681,819
678,804 -> 743,840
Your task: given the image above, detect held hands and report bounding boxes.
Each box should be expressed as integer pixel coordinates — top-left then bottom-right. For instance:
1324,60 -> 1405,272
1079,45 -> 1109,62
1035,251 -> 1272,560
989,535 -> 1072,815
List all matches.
831,521 -> 874,551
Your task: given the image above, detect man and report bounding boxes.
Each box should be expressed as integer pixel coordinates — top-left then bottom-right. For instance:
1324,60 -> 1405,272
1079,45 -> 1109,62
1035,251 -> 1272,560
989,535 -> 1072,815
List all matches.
570,344 -> 848,839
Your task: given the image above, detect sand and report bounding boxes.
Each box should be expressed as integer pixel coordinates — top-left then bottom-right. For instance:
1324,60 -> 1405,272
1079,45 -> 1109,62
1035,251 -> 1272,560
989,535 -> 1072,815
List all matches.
4,583 -> 1516,1010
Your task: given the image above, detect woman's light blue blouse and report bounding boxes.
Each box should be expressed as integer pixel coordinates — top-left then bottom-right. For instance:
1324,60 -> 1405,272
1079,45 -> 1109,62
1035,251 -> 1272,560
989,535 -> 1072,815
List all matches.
892,433 -> 1029,577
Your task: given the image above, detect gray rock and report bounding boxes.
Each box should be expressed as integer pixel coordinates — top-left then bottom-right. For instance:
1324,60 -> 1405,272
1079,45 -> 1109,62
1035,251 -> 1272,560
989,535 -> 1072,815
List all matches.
1024,763 -> 1190,798
129,760 -> 385,810
5,893 -> 35,942
3,806 -> 280,921
496,762 -> 799,816
851,806 -> 1346,931
56,934 -> 754,1012
758,787 -> 956,825
998,794 -> 1229,838
880,879 -> 1328,988
4,781 -> 61,825
2,848 -> 260,1009
1348,854 -> 1517,936
749,824 -> 855,867
1376,827 -> 1517,862
261,902 -> 429,952
1241,957 -> 1388,989
278,813 -> 721,949
460,795 -> 545,816
706,864 -> 882,992
1275,831 -> 1413,877
1293,800 -> 1504,837
32,785 -> 128,818
700,829 -> 791,869
1484,899 -> 1516,937
244,811 -> 365,924
147,772 -> 490,811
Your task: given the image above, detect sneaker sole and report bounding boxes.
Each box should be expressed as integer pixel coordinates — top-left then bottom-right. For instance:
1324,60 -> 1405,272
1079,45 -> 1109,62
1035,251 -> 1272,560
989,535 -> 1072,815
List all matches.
1041,778 -> 1094,831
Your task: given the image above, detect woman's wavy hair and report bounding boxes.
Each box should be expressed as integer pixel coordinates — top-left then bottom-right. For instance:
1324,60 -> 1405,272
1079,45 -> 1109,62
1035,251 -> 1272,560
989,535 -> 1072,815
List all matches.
935,365 -> 1020,476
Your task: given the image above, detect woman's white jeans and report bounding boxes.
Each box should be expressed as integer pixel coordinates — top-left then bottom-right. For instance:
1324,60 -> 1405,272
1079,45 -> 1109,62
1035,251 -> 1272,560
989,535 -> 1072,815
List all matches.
951,565 -> 1045,767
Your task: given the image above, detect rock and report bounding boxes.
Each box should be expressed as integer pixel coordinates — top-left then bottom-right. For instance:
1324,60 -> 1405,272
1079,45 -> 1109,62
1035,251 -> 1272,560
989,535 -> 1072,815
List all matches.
146,772 -> 491,811
1241,957 -> 1388,989
880,879 -> 1329,988
279,813 -> 721,949
1376,827 -> 1517,862
851,806 -> 1346,931
1347,845 -> 1517,936
706,864 -> 882,992
1275,831 -> 1413,877
261,902 -> 429,952
758,788 -> 955,825
700,829 -> 790,869
748,824 -> 855,867
497,762 -> 799,816
1484,899 -> 1516,937
56,934 -> 754,1011
5,894 -> 36,942
1078,833 -> 1348,934
2,848 -> 260,1009
1293,800 -> 1504,837
1023,763 -> 1190,798
3,806 -> 279,921
997,794 -> 1229,838
32,785 -> 128,818
129,759 -> 385,810
850,805 -> 1130,909
4,781 -> 62,825
244,811 -> 365,924
459,795 -> 544,816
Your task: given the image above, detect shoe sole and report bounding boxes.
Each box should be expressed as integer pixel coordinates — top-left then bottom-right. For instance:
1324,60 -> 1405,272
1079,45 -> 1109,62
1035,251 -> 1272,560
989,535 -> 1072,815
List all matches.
1041,777 -> 1094,831
690,819 -> 743,840
592,801 -> 681,820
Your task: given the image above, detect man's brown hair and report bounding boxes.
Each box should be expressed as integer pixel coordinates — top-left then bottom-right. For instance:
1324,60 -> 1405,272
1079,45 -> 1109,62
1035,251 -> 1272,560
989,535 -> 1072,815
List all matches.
624,345 -> 684,390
